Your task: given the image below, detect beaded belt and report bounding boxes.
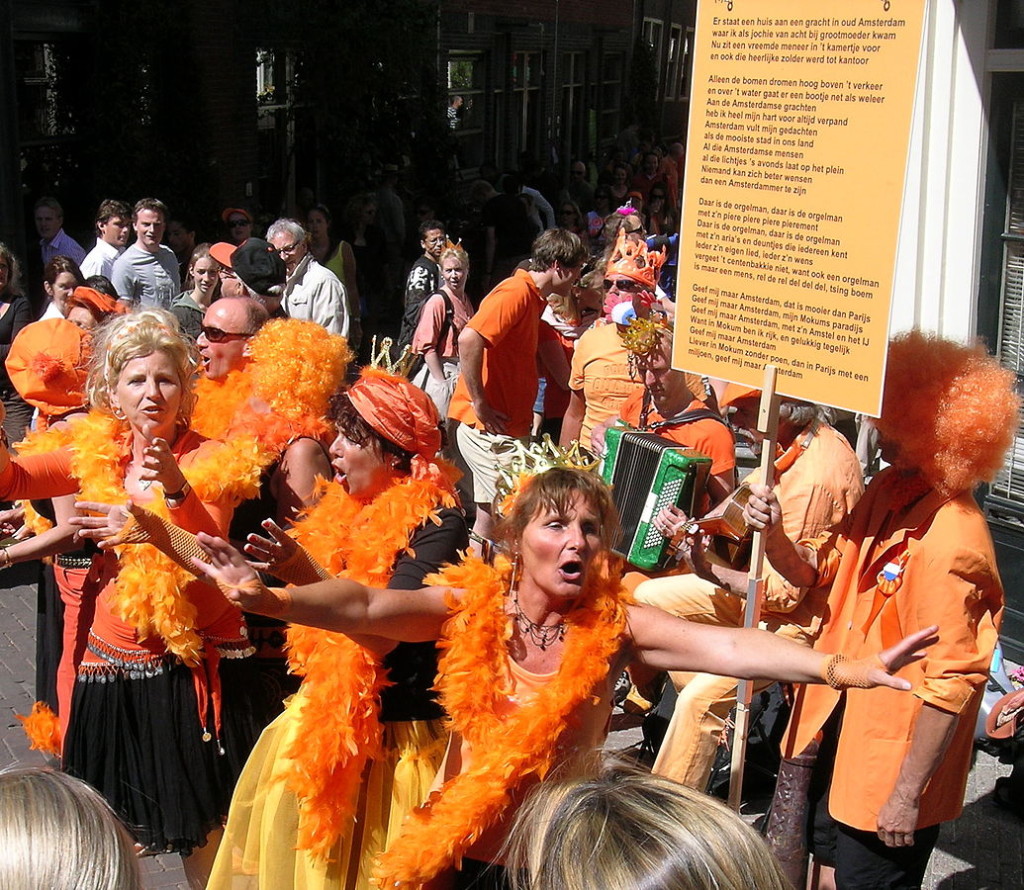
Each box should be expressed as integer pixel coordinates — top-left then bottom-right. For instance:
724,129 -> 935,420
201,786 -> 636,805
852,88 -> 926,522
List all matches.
55,554 -> 95,569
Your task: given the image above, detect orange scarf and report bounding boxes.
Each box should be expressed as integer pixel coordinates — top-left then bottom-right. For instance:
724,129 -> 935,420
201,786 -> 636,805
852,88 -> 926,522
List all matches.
374,553 -> 628,887
278,475 -> 456,857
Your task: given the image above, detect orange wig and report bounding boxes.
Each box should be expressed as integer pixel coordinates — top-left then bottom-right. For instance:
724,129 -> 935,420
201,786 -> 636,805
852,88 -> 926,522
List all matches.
876,330 -> 1019,496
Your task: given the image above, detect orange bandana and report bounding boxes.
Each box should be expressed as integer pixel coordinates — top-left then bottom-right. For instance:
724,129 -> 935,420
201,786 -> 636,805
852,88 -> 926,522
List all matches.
347,367 -> 442,457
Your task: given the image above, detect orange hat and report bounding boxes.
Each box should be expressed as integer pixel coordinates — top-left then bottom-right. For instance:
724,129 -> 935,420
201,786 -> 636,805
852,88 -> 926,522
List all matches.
209,242 -> 236,269
221,207 -> 252,224
719,384 -> 761,408
346,367 -> 456,495
986,689 -> 1024,740
67,286 -> 126,319
6,319 -> 89,417
605,228 -> 666,290
347,367 -> 441,458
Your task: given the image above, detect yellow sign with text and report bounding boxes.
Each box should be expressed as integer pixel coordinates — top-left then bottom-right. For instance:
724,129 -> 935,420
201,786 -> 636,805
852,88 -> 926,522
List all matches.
674,0 -> 926,415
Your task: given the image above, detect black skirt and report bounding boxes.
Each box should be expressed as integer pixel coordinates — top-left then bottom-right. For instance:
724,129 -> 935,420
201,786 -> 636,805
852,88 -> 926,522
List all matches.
64,654 -> 272,855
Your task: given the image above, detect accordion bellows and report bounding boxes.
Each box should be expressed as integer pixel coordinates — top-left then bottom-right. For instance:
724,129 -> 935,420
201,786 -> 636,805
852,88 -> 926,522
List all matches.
601,427 -> 712,570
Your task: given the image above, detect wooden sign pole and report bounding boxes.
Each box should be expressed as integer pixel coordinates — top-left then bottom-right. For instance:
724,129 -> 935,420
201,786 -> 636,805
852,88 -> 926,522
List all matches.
728,364 -> 779,812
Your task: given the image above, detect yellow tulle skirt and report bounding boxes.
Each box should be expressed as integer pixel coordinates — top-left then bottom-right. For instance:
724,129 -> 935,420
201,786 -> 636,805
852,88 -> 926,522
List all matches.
207,695 -> 448,890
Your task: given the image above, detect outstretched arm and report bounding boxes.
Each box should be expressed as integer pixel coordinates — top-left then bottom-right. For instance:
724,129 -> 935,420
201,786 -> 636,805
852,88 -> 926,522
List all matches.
626,602 -> 936,690
195,532 -> 454,642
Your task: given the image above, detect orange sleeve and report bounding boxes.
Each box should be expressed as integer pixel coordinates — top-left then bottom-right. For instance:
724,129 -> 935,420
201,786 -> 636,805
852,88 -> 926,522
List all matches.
170,439 -> 234,537
467,281 -> 532,348
688,419 -> 736,475
0,450 -> 77,501
619,389 -> 643,426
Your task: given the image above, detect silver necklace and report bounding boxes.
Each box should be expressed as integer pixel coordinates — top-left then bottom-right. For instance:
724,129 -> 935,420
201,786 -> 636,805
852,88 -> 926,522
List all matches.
511,588 -> 566,650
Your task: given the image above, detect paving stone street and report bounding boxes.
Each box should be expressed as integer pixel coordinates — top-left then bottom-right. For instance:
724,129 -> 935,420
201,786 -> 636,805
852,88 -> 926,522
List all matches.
1,560 -> 1020,889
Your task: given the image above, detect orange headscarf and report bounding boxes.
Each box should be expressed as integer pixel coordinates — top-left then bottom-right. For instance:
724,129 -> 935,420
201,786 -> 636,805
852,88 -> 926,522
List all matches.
68,286 -> 126,319
346,367 -> 457,495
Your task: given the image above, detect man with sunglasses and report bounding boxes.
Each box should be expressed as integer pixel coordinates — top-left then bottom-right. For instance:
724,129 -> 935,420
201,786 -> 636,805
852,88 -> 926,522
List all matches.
560,230 -> 689,451
195,296 -> 337,705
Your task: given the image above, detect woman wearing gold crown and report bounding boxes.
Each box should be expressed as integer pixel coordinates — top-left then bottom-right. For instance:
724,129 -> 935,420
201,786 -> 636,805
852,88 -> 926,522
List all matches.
194,461 -> 937,890
194,351 -> 467,889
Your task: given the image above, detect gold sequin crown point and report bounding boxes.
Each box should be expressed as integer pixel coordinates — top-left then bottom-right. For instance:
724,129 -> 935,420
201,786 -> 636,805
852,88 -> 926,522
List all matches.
368,335 -> 417,378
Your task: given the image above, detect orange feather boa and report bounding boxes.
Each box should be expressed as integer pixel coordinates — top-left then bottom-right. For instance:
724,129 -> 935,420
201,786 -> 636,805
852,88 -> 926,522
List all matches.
65,412 -> 265,663
278,475 -> 456,857
373,553 -> 628,887
16,701 -> 61,756
191,319 -> 348,455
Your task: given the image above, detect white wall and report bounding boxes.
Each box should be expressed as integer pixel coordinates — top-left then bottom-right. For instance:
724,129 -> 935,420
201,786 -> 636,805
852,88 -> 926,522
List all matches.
890,0 -> 993,339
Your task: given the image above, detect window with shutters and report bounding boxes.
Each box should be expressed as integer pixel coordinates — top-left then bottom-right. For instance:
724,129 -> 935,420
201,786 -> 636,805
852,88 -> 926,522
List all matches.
992,97 -> 1024,504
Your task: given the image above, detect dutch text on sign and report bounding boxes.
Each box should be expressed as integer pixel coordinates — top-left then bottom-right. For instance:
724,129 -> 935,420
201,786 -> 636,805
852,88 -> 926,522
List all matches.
675,0 -> 926,415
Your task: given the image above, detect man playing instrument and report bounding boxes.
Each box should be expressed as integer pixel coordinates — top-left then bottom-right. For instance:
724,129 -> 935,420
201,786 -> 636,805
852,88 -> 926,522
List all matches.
632,382 -> 863,791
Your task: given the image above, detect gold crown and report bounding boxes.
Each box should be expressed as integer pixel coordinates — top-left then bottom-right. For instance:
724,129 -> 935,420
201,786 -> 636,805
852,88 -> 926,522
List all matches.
621,315 -> 672,359
367,335 -> 417,378
494,435 -> 601,516
606,228 -> 667,290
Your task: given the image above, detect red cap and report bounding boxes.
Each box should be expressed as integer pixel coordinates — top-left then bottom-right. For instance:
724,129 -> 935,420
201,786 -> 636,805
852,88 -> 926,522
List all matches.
209,242 -> 236,269
221,207 -> 252,224
720,384 -> 761,408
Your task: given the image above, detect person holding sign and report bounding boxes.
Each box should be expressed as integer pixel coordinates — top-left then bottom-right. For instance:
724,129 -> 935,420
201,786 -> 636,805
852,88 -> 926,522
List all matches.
743,332 -> 1016,890
635,385 -> 863,792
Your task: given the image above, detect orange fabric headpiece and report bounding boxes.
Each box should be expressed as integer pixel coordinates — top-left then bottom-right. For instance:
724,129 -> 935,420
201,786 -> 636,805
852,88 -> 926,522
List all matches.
6,319 -> 89,418
347,367 -> 456,493
347,367 -> 442,458
605,227 -> 667,290
720,383 -> 760,408
68,286 -> 126,318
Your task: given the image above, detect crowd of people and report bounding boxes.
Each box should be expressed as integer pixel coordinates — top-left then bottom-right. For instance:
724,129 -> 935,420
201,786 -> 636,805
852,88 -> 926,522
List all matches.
0,139 -> 1017,890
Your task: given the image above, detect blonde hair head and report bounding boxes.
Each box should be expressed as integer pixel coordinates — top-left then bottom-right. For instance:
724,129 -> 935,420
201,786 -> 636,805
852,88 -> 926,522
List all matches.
86,308 -> 199,426
507,764 -> 791,890
0,766 -> 143,890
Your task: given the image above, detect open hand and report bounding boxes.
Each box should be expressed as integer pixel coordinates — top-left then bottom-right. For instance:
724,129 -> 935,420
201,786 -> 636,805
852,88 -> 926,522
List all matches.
194,533 -> 263,604
867,624 -> 940,691
244,518 -> 298,570
70,501 -> 132,548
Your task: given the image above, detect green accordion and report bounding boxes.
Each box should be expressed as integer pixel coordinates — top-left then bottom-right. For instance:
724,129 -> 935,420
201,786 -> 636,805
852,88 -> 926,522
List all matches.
600,426 -> 712,571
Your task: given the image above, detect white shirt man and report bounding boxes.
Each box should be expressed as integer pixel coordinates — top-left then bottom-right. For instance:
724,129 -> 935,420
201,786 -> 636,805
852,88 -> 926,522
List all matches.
111,198 -> 180,309
267,218 -> 349,337
81,199 -> 131,278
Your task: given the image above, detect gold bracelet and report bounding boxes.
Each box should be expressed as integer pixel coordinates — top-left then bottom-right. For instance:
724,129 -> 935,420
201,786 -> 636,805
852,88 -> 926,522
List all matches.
0,549 -> 10,569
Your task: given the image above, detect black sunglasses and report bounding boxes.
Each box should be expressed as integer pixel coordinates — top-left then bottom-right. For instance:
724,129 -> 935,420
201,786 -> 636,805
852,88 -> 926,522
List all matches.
201,325 -> 251,343
228,218 -> 250,228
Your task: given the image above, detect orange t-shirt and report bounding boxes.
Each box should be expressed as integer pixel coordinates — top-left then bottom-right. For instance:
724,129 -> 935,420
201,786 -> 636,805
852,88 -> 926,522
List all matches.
569,322 -> 641,447
619,392 -> 735,476
448,269 -> 545,437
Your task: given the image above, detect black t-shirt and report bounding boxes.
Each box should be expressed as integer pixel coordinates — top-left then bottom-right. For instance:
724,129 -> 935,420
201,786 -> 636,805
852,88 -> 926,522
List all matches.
380,506 -> 469,721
